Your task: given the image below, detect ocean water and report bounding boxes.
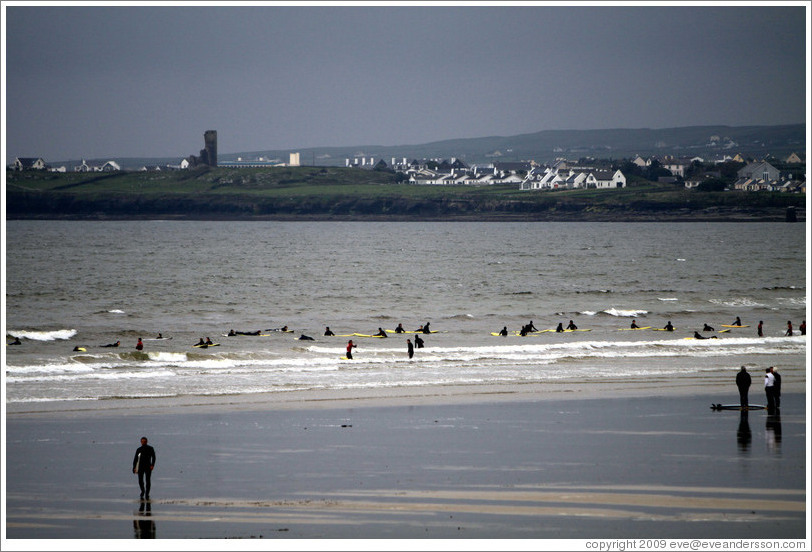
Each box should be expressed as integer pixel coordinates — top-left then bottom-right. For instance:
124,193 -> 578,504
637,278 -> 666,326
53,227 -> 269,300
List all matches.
4,220 -> 807,404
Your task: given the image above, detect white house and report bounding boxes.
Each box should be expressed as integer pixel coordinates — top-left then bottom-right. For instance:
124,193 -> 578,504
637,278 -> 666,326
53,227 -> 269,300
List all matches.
586,170 -> 627,189
13,157 -> 47,171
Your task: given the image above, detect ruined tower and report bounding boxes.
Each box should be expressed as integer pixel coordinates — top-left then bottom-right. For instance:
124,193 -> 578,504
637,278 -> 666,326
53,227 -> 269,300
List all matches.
203,130 -> 217,167
188,130 -> 218,167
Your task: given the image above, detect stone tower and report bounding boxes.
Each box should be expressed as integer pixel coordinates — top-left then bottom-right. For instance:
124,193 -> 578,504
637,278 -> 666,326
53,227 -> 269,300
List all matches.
203,130 -> 217,167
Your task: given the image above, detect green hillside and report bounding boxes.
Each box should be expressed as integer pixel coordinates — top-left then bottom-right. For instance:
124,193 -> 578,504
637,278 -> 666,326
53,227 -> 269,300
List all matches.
6,166 -> 805,221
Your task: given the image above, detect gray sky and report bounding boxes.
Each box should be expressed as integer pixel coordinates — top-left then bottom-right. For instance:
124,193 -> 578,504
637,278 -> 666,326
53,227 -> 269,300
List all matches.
3,2 -> 809,162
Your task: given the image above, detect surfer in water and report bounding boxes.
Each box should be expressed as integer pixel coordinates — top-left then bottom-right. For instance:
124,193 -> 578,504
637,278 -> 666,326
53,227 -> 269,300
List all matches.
664,321 -> 674,331
298,334 -> 314,341
703,323 -> 715,332
757,321 -> 764,337
346,340 -> 356,359
800,320 -> 806,336
135,338 -> 144,351
630,320 -> 639,329
422,322 -> 431,334
555,323 -> 565,333
324,327 -> 335,336
374,328 -> 388,338
101,340 -> 120,348
732,317 -> 742,326
407,339 -> 414,359
566,320 -> 578,330
498,326 -> 508,336
414,334 -> 424,349
693,331 -> 717,340
8,337 -> 22,345
785,321 -> 793,336
394,323 -> 405,334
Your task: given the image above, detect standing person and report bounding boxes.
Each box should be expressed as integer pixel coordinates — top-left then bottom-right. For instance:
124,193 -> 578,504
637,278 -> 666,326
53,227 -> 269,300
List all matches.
735,366 -> 751,409
785,321 -> 793,336
414,334 -> 424,349
771,367 -> 781,410
800,320 -> 806,336
757,321 -> 764,337
345,340 -> 356,360
135,338 -> 144,351
133,436 -> 156,500
764,368 -> 776,414
407,338 -> 414,359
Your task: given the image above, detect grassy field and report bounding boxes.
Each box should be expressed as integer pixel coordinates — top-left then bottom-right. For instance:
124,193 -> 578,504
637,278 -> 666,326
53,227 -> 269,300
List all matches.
5,167 -> 805,221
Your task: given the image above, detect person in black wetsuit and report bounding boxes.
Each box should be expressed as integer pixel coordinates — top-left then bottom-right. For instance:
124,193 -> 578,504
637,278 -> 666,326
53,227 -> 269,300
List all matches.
664,321 -> 674,331
324,327 -> 335,336
555,323 -> 564,333
394,324 -> 405,334
703,324 -> 715,332
407,339 -> 414,359
630,320 -> 639,329
132,436 -> 156,499
566,320 -> 578,330
498,326 -> 508,337
414,334 -> 424,349
422,322 -> 431,334
374,328 -> 388,338
736,366 -> 751,409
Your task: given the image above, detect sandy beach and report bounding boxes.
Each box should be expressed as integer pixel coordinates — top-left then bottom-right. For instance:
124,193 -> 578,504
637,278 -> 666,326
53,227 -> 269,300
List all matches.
3,380 -> 808,544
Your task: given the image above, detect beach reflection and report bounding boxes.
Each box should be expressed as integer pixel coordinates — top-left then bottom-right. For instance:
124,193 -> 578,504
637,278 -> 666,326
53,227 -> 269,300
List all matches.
765,413 -> 782,455
133,500 -> 155,539
736,411 -> 751,454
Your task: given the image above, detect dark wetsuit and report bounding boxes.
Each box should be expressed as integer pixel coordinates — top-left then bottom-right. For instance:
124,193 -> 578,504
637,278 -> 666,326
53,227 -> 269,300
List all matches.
133,444 -> 156,498
736,369 -> 751,409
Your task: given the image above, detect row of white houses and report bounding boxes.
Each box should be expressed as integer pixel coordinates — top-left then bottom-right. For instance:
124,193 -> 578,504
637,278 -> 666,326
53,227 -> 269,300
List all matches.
520,166 -> 626,190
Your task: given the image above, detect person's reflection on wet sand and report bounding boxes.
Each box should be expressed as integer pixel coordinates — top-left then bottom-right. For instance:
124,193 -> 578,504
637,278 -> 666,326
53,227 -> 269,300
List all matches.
133,500 -> 155,538
736,410 -> 751,453
765,412 -> 782,454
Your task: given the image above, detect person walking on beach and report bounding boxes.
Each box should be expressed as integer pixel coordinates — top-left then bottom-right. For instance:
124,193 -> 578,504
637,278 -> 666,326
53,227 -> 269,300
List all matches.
757,321 -> 763,337
771,367 -> 781,410
785,321 -> 793,336
736,366 -> 751,409
764,368 -> 776,414
407,338 -> 414,359
346,340 -> 356,360
133,436 -> 156,499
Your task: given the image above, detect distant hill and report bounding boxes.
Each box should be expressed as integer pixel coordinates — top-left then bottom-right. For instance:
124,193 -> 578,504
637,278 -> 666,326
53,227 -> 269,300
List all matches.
50,124 -> 805,170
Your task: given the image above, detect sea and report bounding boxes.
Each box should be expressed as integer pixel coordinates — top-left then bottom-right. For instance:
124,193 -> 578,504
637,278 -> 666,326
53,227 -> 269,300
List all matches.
3,220 -> 808,405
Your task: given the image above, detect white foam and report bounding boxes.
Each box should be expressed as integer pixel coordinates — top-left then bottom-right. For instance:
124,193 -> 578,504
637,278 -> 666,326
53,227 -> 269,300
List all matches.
6,329 -> 78,341
603,308 -> 648,317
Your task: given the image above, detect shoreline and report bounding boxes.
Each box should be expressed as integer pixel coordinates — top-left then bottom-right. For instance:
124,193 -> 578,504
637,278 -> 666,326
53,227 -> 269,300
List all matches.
6,379 -> 807,419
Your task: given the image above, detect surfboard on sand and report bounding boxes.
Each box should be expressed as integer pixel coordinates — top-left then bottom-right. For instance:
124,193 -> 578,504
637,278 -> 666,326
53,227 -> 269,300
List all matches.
710,404 -> 766,411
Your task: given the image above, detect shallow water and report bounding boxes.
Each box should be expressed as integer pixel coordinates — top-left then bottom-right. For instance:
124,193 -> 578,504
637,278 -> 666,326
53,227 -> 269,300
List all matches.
4,221 -> 807,404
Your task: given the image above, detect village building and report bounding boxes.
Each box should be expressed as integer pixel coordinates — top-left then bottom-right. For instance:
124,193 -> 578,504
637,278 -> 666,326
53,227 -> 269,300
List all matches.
12,157 -> 48,171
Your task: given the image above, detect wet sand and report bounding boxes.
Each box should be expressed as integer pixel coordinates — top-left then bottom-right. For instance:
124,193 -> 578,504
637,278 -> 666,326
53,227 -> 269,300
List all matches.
3,384 -> 808,542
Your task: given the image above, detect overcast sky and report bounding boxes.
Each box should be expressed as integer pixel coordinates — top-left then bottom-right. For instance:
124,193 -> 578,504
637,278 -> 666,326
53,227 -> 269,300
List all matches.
3,2 -> 809,162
